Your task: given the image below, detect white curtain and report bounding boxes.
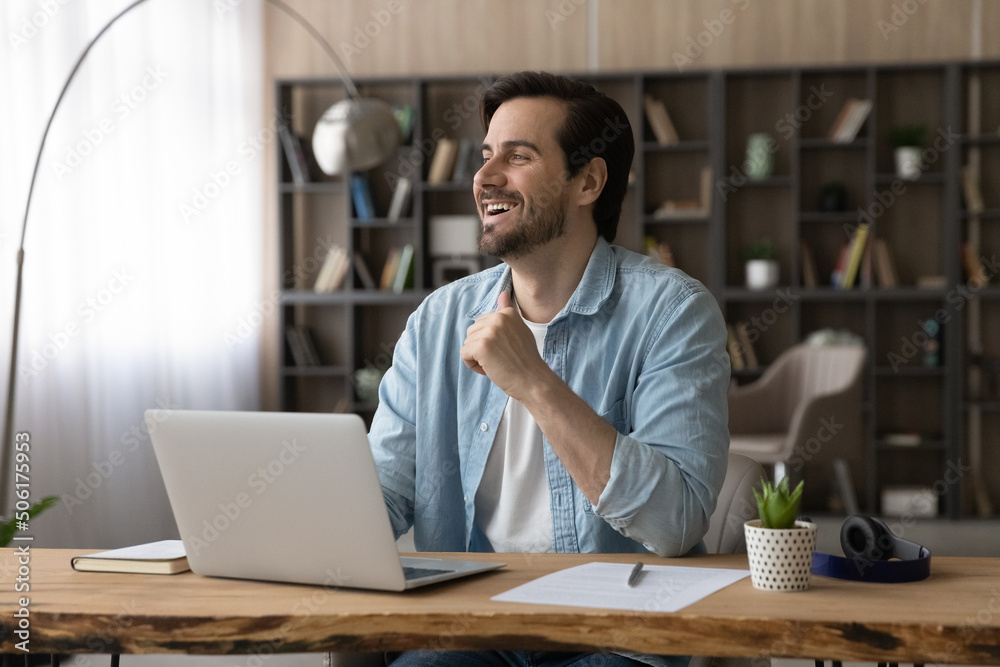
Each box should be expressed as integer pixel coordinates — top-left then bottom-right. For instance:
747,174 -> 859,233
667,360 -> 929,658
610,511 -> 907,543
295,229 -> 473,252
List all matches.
0,0 -> 265,548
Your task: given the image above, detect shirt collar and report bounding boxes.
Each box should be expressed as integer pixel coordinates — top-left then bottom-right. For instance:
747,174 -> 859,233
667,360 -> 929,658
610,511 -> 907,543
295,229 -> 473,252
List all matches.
466,237 -> 616,319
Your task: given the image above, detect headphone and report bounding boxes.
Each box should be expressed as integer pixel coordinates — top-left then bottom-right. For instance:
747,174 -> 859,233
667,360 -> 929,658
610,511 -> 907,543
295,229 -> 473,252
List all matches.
811,514 -> 932,583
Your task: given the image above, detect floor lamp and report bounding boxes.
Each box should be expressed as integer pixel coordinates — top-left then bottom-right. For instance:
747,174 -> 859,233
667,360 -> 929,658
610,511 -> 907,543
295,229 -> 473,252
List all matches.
0,0 -> 401,518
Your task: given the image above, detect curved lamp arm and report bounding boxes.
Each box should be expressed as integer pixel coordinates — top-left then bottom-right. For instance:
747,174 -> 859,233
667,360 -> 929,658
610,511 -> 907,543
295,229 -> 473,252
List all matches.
1,0 -> 373,517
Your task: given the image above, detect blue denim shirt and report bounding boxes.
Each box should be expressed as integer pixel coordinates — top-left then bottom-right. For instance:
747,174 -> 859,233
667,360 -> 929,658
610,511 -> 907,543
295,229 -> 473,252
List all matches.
370,238 -> 730,561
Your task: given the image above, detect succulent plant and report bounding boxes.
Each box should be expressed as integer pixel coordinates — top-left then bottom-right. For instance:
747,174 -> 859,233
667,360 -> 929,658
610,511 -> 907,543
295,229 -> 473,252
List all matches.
752,477 -> 804,529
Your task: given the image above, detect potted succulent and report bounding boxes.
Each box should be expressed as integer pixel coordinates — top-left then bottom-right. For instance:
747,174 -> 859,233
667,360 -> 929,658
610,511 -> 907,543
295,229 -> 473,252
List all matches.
744,477 -> 817,591
742,238 -> 779,291
888,124 -> 929,180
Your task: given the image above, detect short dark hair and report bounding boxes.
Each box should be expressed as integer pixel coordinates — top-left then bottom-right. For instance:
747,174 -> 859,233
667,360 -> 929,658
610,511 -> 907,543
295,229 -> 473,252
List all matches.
480,71 -> 635,243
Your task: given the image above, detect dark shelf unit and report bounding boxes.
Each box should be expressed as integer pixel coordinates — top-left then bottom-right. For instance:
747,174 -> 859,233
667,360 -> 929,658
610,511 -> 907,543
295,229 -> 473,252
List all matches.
276,60 -> 1000,518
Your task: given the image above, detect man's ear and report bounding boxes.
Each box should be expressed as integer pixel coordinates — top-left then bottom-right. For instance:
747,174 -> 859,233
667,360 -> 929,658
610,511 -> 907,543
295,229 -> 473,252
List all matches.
576,157 -> 608,207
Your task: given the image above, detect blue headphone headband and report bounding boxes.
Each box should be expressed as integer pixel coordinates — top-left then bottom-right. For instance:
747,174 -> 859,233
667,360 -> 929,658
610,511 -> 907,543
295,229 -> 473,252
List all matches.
811,515 -> 932,583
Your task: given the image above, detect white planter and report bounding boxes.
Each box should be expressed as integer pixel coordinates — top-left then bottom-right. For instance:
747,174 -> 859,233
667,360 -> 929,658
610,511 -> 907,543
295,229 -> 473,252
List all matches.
744,519 -> 817,591
745,259 -> 779,291
894,146 -> 923,180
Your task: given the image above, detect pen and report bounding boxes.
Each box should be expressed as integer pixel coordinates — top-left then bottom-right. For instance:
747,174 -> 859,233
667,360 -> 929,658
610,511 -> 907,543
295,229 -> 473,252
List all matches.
627,561 -> 644,587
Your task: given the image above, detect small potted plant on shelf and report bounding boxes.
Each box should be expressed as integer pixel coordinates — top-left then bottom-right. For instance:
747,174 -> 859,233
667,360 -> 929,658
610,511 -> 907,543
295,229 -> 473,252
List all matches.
744,477 -> 817,592
742,237 -> 779,291
888,124 -> 929,180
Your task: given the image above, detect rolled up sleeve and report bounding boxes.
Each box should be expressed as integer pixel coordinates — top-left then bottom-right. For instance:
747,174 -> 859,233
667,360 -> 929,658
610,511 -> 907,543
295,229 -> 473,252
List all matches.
593,289 -> 730,557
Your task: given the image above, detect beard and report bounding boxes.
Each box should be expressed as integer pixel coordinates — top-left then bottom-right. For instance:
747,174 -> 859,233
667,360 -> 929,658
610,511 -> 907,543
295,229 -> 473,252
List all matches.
478,189 -> 569,261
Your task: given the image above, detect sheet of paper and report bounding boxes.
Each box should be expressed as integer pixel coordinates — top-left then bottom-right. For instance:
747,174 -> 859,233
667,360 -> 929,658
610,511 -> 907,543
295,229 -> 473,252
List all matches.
86,540 -> 186,561
492,562 -> 750,613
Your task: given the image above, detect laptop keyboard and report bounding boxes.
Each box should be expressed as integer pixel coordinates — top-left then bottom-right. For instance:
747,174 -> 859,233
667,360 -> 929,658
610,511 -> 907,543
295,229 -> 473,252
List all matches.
402,566 -> 453,580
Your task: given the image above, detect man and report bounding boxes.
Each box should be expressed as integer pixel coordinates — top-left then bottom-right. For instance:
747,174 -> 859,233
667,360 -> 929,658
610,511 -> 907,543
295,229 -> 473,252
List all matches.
369,71 -> 730,667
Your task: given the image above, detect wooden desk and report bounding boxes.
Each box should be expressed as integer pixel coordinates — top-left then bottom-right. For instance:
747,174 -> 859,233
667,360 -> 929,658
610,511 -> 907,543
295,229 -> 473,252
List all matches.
3,549 -> 1000,664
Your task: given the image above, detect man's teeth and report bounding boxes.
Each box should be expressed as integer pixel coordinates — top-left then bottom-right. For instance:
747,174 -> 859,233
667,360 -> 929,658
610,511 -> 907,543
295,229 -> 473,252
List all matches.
486,203 -> 515,214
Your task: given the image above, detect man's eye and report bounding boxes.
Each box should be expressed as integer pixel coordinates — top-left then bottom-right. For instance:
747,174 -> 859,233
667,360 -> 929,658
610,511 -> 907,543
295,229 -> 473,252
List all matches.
511,154 -> 528,162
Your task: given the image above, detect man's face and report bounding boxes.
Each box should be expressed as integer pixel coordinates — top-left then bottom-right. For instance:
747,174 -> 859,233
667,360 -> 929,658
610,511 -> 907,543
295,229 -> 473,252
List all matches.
474,97 -> 573,261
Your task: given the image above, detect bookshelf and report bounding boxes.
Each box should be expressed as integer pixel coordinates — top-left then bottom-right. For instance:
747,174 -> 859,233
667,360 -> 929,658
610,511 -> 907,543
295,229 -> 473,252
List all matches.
275,61 -> 1000,519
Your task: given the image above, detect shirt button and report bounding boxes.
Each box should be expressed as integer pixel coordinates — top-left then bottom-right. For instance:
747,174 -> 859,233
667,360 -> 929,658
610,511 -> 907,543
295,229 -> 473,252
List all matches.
464,495 -> 469,502
480,422 -> 488,431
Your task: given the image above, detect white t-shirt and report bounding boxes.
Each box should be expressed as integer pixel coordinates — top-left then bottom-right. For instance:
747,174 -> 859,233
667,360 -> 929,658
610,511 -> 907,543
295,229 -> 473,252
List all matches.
473,301 -> 554,553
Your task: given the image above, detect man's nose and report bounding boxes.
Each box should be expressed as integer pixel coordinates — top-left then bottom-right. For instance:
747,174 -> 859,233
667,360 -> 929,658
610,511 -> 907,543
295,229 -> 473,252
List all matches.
474,154 -> 506,190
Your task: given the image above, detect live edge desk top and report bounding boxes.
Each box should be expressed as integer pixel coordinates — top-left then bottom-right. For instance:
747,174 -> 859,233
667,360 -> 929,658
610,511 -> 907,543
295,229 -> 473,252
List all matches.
3,550 -> 1000,664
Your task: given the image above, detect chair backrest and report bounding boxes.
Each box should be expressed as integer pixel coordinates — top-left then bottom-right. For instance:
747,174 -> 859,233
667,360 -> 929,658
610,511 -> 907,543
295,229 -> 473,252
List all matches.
703,452 -> 767,554
791,344 -> 866,400
751,343 -> 867,425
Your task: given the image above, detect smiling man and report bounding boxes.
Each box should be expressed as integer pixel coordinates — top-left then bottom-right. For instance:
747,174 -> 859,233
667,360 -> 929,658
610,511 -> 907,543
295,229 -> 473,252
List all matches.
369,71 -> 730,667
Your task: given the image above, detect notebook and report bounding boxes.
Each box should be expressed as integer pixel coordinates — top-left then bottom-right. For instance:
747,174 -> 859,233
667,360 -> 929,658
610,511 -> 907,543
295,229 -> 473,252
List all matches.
147,410 -> 504,591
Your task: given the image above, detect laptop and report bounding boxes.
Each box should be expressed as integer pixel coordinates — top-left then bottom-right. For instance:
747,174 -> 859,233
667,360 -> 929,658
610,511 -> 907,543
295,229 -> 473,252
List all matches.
147,410 -> 504,591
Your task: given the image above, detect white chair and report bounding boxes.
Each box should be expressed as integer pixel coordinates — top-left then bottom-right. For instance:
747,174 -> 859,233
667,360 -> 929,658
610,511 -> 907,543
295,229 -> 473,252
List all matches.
728,343 -> 867,514
328,452 -> 765,667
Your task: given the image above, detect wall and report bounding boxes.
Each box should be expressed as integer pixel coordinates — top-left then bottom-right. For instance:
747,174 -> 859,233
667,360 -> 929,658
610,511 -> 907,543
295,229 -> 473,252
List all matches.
259,0 -> 995,409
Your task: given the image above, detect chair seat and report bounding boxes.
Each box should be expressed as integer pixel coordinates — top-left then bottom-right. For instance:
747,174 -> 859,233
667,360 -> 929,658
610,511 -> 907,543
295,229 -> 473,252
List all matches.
728,434 -> 788,464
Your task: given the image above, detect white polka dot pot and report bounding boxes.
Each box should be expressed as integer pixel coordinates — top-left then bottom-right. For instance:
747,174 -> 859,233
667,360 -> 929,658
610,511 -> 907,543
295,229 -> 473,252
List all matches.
744,519 -> 817,592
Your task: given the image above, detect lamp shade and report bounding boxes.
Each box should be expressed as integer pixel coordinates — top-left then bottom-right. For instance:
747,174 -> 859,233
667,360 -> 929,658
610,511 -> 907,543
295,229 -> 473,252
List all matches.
311,97 -> 401,174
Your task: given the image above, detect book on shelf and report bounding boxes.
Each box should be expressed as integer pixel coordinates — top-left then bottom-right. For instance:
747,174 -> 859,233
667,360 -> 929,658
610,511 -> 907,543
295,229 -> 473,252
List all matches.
451,138 -> 478,183
276,120 -> 309,186
859,238 -> 874,289
838,222 -> 870,289
643,94 -> 679,146
962,164 -> 985,214
314,244 -> 349,292
830,243 -> 850,288
392,244 -> 415,294
386,177 -> 412,222
286,326 -> 322,366
872,238 -> 898,288
916,274 -> 947,289
71,540 -> 189,575
736,321 -> 759,370
963,242 -> 989,288
354,252 -> 378,290
827,98 -> 872,143
881,432 -> 923,447
427,137 -> 459,184
652,167 -> 712,219
726,324 -> 745,371
380,247 -> 402,291
350,173 -> 376,221
392,103 -> 414,143
799,240 -> 818,288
